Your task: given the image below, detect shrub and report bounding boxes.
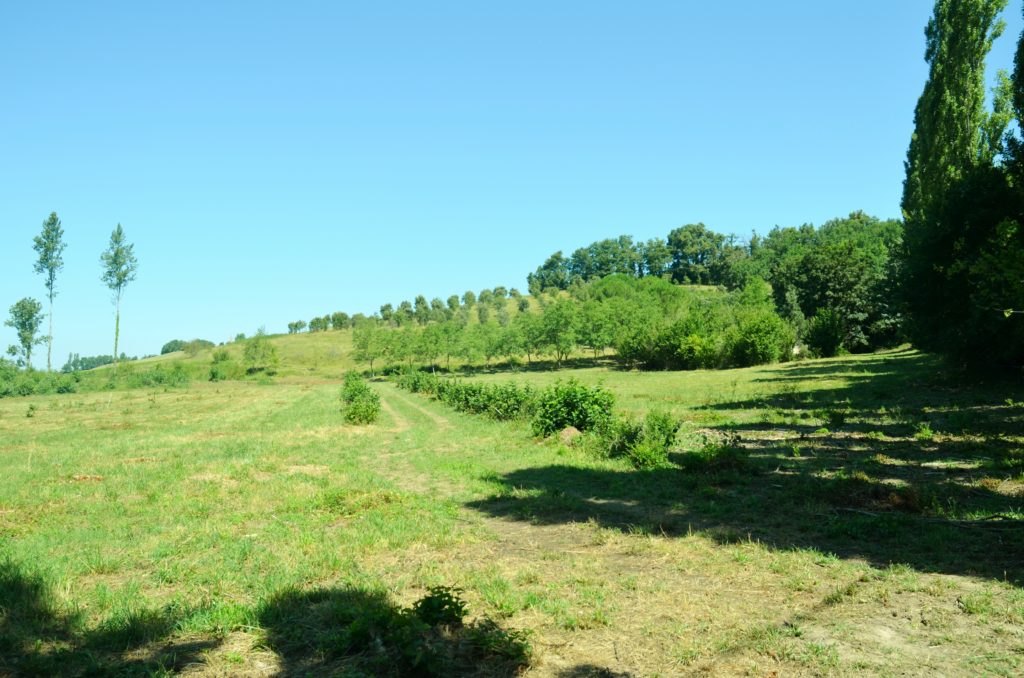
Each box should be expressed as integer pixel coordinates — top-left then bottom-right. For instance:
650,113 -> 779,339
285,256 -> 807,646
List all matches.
531,379 -> 614,437
243,329 -> 279,375
678,432 -> 748,472
209,349 -> 243,382
592,409 -> 680,469
341,373 -> 381,424
806,308 -> 845,358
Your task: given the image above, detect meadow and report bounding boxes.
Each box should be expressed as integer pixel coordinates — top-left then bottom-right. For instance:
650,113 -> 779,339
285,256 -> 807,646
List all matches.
2,341 -> 1023,676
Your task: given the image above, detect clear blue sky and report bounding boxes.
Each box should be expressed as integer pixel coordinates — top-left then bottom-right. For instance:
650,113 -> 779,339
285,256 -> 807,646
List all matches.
2,1 -> 1022,363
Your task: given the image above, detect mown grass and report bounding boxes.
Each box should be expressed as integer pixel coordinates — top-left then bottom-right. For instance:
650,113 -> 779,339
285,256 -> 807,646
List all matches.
2,346 -> 1023,675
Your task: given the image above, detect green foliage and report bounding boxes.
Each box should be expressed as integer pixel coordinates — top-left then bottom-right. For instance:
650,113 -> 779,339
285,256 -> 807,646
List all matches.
243,329 -> 279,375
209,349 -> 243,382
33,211 -> 66,371
805,308 -> 846,358
678,433 -> 749,473
409,586 -> 468,626
594,409 -> 681,469
341,372 -> 381,424
397,371 -> 537,421
531,379 -> 614,437
4,298 -> 45,368
100,223 -> 138,365
160,339 -> 186,354
900,0 -> 1024,367
287,320 -> 307,334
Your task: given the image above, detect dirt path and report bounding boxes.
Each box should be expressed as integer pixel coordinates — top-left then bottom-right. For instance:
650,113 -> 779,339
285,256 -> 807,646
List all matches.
377,396 -> 411,433
381,384 -> 453,430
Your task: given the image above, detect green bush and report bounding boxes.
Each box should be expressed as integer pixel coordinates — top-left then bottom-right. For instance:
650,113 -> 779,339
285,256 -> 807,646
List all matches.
678,433 -> 748,472
531,379 -> 614,437
209,349 -> 243,382
806,308 -> 846,358
341,373 -> 381,424
593,409 -> 680,469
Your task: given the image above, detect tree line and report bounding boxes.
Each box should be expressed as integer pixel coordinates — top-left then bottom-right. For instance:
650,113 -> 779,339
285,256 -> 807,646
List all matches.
4,214 -> 138,372
528,211 -> 904,358
349,275 -> 810,375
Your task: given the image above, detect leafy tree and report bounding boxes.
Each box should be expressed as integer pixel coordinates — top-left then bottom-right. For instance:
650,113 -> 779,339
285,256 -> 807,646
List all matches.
32,212 -> 66,371
430,297 -> 447,322
395,300 -> 414,326
476,304 -> 491,324
243,328 -> 279,374
5,298 -> 45,368
446,295 -> 461,312
414,295 -> 431,325
287,320 -> 307,334
353,321 -> 388,376
100,224 -> 138,369
330,311 -> 350,330
517,296 -> 530,313
667,223 -> 726,285
640,238 -> 671,277
161,339 -> 186,354
540,299 -> 579,366
527,252 -> 570,294
309,316 -> 330,332
462,290 -> 476,307
900,0 -> 1022,365
379,303 -> 394,323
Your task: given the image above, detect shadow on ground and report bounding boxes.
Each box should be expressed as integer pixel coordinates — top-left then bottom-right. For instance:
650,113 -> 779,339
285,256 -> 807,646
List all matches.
469,351 -> 1024,585
0,559 -> 218,676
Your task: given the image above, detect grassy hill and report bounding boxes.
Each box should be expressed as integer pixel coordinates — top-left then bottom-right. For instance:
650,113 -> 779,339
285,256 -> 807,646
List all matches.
2,340 -> 1022,675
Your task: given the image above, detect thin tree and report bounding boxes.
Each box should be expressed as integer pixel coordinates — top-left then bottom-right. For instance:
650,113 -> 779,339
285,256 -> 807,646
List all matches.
5,298 -> 45,369
100,224 -> 138,369
33,212 -> 67,371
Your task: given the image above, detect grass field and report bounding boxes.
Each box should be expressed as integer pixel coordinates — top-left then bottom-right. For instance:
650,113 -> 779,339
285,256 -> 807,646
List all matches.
2,345 -> 1023,676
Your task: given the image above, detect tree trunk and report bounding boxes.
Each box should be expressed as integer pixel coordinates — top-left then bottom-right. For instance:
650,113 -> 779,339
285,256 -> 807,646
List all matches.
47,295 -> 54,372
113,292 -> 121,371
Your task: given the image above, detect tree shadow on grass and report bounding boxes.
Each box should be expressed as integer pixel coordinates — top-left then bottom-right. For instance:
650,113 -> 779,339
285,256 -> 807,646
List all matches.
0,559 -> 219,677
467,350 -> 1024,586
256,585 -> 531,677
468,459 -> 1023,586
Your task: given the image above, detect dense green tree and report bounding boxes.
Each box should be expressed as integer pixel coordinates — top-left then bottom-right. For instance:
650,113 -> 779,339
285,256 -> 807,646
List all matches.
32,212 -> 66,371
462,290 -> 476,307
430,297 -> 447,322
5,298 -> 45,368
100,224 -> 138,369
446,295 -> 461,312
288,320 -> 307,334
414,295 -> 431,325
330,312 -> 350,330
161,339 -> 186,354
667,223 -> 727,285
527,252 -> 570,294
901,0 -> 1024,365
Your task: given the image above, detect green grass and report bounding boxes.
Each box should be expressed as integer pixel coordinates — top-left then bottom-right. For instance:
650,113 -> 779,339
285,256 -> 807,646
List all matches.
2,344 -> 1023,675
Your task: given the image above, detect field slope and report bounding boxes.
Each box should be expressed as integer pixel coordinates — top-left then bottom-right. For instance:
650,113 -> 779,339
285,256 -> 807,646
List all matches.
2,347 -> 1023,676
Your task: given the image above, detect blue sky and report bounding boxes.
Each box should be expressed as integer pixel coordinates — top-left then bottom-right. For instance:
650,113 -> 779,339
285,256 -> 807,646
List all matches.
2,1 -> 1022,363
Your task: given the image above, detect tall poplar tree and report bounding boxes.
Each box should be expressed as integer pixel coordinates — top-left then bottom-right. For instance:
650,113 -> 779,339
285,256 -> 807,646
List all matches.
100,224 -> 138,369
900,0 -> 1011,362
33,211 -> 66,371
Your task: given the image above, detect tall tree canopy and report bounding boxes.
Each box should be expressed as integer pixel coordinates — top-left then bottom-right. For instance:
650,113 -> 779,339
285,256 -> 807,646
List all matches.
900,0 -> 1024,367
100,224 -> 138,369
32,211 -> 66,371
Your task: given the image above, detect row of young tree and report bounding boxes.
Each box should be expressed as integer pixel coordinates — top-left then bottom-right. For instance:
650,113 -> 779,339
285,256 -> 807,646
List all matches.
286,287 -> 531,337
528,211 -> 904,357
351,275 -> 810,374
5,213 -> 138,371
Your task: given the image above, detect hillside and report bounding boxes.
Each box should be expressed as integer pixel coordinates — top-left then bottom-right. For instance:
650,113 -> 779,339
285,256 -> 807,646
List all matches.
2,345 -> 1022,675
